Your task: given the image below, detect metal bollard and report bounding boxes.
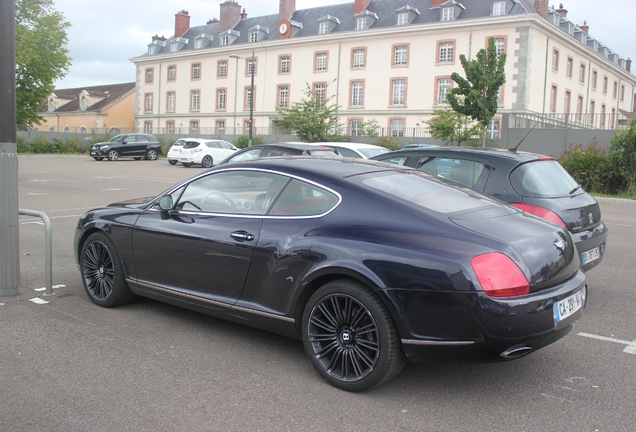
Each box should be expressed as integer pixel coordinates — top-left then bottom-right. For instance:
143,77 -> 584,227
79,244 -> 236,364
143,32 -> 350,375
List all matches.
19,209 -> 53,296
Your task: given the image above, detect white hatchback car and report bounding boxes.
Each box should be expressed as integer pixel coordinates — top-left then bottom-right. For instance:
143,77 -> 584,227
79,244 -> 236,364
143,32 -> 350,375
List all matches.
176,138 -> 239,168
166,138 -> 187,165
314,142 -> 389,159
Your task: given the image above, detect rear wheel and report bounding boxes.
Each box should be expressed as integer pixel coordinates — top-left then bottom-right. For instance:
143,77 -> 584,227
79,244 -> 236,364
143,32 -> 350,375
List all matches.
133,157 -> 142,160
302,279 -> 406,392
107,150 -> 119,161
93,157 -> 103,161
168,160 -> 178,165
201,155 -> 214,168
183,163 -> 192,168
80,232 -> 136,307
145,149 -> 158,160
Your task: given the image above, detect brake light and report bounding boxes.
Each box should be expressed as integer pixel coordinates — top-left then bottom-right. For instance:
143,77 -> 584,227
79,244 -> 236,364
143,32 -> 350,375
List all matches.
511,203 -> 567,229
471,253 -> 530,297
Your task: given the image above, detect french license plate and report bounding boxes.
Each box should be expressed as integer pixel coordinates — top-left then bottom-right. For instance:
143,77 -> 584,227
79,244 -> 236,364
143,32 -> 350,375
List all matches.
554,289 -> 585,325
180,158 -> 189,162
581,247 -> 600,265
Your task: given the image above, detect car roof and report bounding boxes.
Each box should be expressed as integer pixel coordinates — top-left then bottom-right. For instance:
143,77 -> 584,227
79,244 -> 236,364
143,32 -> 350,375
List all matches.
377,146 -> 545,162
315,142 -> 385,150
266,143 -> 338,150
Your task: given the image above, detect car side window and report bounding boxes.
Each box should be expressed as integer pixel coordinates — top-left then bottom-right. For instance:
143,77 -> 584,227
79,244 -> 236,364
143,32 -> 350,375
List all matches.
268,179 -> 339,216
137,135 -> 149,142
379,155 -> 408,166
125,135 -> 136,142
419,158 -> 484,188
332,147 -> 359,158
175,171 -> 289,215
263,149 -> 293,157
206,141 -> 221,148
219,141 -> 233,149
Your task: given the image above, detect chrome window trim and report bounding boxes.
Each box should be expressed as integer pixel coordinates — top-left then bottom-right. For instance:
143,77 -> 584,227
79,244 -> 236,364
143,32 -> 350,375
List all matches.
401,339 -> 474,346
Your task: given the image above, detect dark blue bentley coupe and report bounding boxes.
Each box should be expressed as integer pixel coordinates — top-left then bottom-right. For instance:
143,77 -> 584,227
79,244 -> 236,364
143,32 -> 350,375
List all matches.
74,157 -> 587,391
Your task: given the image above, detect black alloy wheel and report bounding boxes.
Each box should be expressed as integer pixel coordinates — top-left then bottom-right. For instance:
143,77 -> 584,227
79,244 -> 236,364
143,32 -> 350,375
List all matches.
146,149 -> 158,160
182,163 -> 192,168
168,160 -> 178,165
80,232 -> 136,307
93,157 -> 103,161
302,280 -> 406,392
201,155 -> 214,168
107,149 -> 119,161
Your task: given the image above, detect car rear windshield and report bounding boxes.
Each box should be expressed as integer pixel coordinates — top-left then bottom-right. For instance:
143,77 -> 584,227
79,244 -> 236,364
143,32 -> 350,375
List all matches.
358,147 -> 389,158
510,160 -> 579,198
350,170 -> 495,214
183,141 -> 202,149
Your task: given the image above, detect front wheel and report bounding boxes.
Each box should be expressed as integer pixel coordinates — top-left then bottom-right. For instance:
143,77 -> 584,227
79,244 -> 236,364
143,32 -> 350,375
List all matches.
145,149 -> 158,160
302,279 -> 407,392
182,163 -> 192,168
133,157 -> 142,160
80,232 -> 136,307
107,149 -> 119,161
201,155 -> 213,168
168,160 -> 178,165
93,157 -> 104,161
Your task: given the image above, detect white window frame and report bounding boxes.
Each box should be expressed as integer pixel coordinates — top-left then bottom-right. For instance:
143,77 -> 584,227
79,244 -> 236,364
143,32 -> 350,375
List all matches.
318,22 -> 329,35
397,12 -> 409,26
353,49 -> 365,68
278,85 -> 289,108
439,42 -> 454,63
394,46 -> 408,66
392,79 -> 406,105
191,90 -> 200,111
217,89 -> 226,110
442,7 -> 454,21
356,17 -> 367,30
315,53 -> 327,71
492,1 -> 506,16
437,79 -> 451,104
352,82 -> 363,106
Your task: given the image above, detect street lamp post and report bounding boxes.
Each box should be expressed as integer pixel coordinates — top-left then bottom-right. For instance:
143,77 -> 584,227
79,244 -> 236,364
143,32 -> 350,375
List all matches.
229,48 -> 255,147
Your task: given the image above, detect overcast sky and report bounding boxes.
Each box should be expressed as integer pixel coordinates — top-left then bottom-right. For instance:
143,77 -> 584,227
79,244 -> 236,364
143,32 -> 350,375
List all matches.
51,0 -> 636,89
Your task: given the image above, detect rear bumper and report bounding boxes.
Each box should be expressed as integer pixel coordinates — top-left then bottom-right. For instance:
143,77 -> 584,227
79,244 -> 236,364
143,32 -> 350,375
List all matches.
572,221 -> 608,272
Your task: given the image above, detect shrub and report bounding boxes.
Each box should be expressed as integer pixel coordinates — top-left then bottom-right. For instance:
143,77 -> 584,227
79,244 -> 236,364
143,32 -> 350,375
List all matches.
375,136 -> 401,151
559,140 -> 626,195
233,135 -> 263,148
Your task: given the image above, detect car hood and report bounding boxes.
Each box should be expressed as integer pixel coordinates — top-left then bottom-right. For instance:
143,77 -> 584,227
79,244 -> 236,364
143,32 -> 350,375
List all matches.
451,206 -> 579,291
107,197 -> 155,208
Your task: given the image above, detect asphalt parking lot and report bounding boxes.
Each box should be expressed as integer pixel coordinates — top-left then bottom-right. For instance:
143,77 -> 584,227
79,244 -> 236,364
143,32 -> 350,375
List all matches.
2,154 -> 636,431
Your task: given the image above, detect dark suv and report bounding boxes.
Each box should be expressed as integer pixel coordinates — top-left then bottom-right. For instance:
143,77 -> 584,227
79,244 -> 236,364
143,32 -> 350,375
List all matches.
372,146 -> 608,272
90,134 -> 162,161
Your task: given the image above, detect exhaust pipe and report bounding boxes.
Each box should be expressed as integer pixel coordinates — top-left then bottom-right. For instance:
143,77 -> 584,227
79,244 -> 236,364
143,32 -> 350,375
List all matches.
499,346 -> 532,359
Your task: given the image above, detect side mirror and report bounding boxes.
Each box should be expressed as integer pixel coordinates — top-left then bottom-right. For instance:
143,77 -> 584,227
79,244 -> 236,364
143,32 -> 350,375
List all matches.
122,140 -> 128,144
158,195 -> 173,210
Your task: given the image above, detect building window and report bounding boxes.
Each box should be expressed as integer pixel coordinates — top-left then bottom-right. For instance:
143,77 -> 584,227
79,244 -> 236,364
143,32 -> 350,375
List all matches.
144,93 -> 153,113
611,108 -> 616,128
550,84 -> 557,112
576,95 -> 583,121
79,126 -> 86,133
397,12 -> 408,26
613,81 -> 618,99
620,85 -> 625,101
589,101 -> 595,124
566,57 -> 573,77
579,63 -> 585,83
218,60 -> 227,78
190,90 -> 200,111
216,120 -> 226,135
246,58 -> 257,76
600,104 -> 606,129
436,78 -> 452,105
249,32 -> 258,43
352,48 -> 366,69
48,99 -> 54,112
167,121 -> 175,134
391,78 -> 406,105
441,7 -> 454,21
145,68 -> 154,83
492,1 -> 506,16
350,81 -> 364,106
564,90 -> 571,113
190,121 -> 199,135
80,96 -> 87,111
487,119 -> 501,139
277,85 -> 289,108
167,65 -> 176,82
356,17 -> 367,30
349,119 -> 362,136
279,55 -> 291,74
144,122 -> 152,134
220,36 -> 229,46
63,126 -> 70,133
492,37 -> 506,57
166,91 -> 175,112
393,44 -> 409,66
194,38 -> 204,50
192,63 -> 201,80
438,41 -> 454,63
390,119 -> 405,137
244,86 -> 255,110
313,82 -> 326,104
315,52 -> 328,72
602,77 -> 608,94
552,49 -> 559,72
217,88 -> 227,110
591,70 -> 597,90
318,22 -> 329,34
48,126 -> 54,131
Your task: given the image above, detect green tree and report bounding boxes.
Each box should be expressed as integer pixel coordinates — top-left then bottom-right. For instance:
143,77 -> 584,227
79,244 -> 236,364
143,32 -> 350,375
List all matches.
15,0 -> 72,126
447,37 -> 506,147
610,116 -> 636,194
426,109 -> 481,146
275,82 -> 342,142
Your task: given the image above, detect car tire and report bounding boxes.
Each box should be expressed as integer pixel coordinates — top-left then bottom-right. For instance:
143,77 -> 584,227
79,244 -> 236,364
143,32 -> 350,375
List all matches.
201,155 -> 213,168
145,149 -> 158,160
133,157 -> 142,160
182,163 -> 192,168
302,279 -> 407,392
168,160 -> 178,165
107,150 -> 119,161
93,157 -> 103,161
80,232 -> 136,308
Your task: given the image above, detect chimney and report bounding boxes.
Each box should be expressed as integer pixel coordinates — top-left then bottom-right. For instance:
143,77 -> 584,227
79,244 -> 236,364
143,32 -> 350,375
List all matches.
354,0 -> 371,14
430,0 -> 446,7
152,34 -> 166,42
580,20 -> 589,34
555,3 -> 567,18
207,18 -> 219,24
220,0 -> 241,33
175,10 -> 190,38
627,58 -> 632,73
241,8 -> 247,19
534,0 -> 548,20
279,0 -> 295,21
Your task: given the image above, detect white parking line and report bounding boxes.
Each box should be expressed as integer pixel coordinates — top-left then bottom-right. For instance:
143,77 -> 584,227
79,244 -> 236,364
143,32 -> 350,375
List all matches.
577,332 -> 636,354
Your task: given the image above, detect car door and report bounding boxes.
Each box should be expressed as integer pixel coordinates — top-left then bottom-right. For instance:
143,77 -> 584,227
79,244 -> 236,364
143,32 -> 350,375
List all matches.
131,170 -> 277,307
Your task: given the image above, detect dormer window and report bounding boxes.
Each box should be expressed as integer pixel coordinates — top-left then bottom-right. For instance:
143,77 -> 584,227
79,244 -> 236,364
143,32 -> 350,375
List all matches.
194,34 -> 213,49
220,36 -> 229,46
249,32 -> 258,42
49,99 -> 55,112
442,7 -> 454,21
248,25 -> 269,43
356,17 -> 367,30
395,5 -> 419,26
169,38 -> 188,53
355,10 -> 378,30
492,1 -> 506,16
80,95 -> 87,111
219,30 -> 239,47
317,15 -> 340,35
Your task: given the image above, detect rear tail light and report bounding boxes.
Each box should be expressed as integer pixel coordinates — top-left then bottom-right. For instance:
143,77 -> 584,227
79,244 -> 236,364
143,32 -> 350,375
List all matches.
471,252 -> 530,297
511,203 -> 567,229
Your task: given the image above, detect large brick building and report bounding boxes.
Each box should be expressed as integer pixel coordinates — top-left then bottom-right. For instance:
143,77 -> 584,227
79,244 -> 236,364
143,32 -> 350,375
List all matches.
131,0 -> 635,138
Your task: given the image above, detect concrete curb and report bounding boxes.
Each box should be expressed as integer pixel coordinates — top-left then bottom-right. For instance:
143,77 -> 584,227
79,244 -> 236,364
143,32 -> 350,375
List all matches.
595,197 -> 636,206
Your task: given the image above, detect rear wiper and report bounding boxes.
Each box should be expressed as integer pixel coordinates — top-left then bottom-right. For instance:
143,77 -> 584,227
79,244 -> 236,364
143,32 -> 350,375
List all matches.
569,184 -> 581,194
